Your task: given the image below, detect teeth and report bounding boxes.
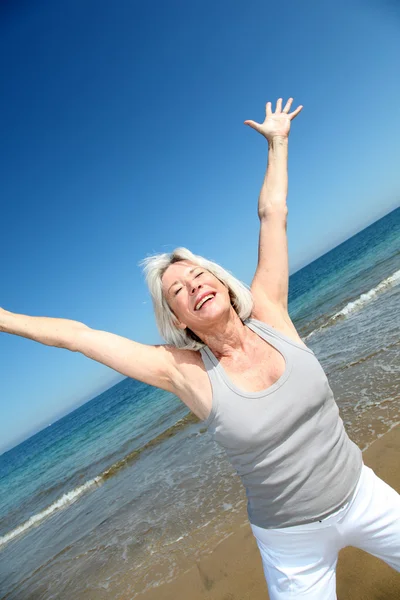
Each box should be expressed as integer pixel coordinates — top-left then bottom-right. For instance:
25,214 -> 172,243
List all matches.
195,294 -> 214,310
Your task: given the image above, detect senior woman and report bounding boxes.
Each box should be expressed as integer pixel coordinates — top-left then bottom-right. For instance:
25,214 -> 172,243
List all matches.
1,98 -> 399,599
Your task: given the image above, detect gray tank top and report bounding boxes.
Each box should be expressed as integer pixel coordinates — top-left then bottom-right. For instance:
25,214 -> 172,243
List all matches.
199,317 -> 363,529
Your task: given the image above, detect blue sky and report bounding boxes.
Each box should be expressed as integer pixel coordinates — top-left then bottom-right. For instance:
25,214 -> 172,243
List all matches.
1,0 -> 399,453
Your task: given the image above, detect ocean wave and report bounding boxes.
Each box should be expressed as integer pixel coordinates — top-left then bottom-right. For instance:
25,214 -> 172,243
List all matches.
100,411 -> 199,480
0,477 -> 102,549
305,268 -> 400,340
0,412 -> 200,549
332,339 -> 400,372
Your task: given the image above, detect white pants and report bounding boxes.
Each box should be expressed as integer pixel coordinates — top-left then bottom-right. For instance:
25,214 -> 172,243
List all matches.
251,463 -> 400,599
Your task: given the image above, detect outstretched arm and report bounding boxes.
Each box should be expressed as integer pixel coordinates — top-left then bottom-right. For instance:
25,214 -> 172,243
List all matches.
0,308 -> 179,393
244,98 -> 303,314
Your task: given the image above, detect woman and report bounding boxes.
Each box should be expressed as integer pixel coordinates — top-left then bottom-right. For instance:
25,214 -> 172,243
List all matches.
1,98 -> 399,599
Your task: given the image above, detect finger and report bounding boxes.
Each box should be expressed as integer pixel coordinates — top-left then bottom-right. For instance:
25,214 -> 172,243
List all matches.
275,98 -> 283,113
283,98 -> 293,113
289,105 -> 303,119
265,102 -> 272,118
244,120 -> 262,133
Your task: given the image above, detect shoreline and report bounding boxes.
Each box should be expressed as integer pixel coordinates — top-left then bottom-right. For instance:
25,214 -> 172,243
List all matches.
133,425 -> 400,600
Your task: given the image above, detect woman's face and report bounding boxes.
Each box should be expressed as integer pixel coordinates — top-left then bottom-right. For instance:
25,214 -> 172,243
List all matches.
161,260 -> 231,331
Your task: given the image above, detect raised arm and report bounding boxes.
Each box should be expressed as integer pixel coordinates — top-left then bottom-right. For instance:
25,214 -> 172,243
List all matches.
0,308 -> 179,393
244,98 -> 302,314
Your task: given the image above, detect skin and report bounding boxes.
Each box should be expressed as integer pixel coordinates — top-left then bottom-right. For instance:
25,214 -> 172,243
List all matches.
161,260 -> 253,360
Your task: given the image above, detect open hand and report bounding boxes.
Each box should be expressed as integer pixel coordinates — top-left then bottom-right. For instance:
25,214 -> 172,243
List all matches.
244,98 -> 303,141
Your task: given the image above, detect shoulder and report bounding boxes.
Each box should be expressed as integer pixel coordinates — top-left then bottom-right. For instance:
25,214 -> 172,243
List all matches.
159,344 -> 200,391
250,301 -> 307,348
165,345 -> 212,420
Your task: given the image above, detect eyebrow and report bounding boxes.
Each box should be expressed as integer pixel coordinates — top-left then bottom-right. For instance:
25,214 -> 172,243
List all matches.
168,268 -> 198,294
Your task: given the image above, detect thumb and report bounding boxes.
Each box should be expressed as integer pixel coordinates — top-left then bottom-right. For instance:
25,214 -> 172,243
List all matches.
244,120 -> 261,132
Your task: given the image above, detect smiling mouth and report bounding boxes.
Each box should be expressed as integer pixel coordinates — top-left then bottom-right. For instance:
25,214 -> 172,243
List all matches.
195,293 -> 216,311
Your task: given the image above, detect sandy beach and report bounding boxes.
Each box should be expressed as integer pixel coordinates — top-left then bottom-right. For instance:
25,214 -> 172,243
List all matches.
134,425 -> 400,600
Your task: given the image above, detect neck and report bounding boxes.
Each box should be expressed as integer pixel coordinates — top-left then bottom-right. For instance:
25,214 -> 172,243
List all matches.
193,308 -> 251,359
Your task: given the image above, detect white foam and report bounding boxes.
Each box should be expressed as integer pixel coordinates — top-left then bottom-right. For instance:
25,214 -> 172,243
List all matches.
0,476 -> 102,549
306,268 -> 400,340
361,420 -> 400,452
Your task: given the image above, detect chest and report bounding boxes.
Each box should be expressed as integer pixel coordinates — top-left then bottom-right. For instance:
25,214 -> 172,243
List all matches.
219,341 -> 286,392
177,337 -> 287,421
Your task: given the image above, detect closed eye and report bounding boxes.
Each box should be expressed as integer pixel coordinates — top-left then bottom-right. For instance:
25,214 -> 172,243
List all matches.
174,272 -> 203,295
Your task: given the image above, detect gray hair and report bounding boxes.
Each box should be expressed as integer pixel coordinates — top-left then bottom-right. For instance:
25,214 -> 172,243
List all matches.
138,247 -> 254,350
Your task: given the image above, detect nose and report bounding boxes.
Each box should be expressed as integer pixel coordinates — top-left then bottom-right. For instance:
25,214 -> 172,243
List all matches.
189,280 -> 201,295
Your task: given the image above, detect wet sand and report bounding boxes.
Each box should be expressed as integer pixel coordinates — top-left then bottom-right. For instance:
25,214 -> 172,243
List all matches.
134,425 -> 400,600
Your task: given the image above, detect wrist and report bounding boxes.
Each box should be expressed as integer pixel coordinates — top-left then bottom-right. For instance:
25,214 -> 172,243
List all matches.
0,309 -> 14,333
268,135 -> 289,148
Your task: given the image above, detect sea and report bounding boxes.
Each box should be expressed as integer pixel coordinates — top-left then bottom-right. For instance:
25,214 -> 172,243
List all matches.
0,206 -> 399,599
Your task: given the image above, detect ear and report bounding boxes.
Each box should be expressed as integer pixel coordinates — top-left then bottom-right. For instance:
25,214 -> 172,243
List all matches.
166,300 -> 186,330
173,316 -> 187,330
